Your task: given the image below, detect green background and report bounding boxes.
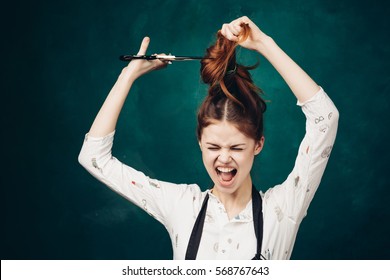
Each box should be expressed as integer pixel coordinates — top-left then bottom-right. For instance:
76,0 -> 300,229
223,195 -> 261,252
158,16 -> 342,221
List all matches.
2,0 -> 390,259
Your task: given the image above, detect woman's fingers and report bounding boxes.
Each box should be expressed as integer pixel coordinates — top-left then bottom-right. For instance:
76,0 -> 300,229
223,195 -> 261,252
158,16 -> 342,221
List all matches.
220,16 -> 266,50
221,16 -> 252,41
124,37 -> 169,79
137,37 -> 150,55
221,24 -> 240,41
136,38 -> 167,69
154,53 -> 170,69
232,16 -> 251,25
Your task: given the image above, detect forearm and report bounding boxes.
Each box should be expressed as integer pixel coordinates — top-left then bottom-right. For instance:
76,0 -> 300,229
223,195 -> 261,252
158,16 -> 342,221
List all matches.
88,70 -> 135,137
87,36 -> 166,137
254,36 -> 319,103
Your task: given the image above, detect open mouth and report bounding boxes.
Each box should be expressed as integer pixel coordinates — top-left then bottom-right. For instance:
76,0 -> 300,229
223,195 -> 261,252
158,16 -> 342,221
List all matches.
216,167 -> 237,184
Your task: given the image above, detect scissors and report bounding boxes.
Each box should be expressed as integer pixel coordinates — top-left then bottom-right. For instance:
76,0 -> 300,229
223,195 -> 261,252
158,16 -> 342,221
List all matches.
119,54 -> 204,62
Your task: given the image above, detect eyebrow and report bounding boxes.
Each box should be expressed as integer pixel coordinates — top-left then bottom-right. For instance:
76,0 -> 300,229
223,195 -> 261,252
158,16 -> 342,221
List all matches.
205,142 -> 246,147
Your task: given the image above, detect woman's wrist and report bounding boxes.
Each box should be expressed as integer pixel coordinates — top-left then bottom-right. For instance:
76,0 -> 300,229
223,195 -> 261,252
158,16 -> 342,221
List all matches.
119,66 -> 138,84
253,35 -> 276,57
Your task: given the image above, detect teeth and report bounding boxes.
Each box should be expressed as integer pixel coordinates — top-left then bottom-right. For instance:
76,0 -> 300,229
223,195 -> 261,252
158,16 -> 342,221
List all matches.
217,167 -> 235,173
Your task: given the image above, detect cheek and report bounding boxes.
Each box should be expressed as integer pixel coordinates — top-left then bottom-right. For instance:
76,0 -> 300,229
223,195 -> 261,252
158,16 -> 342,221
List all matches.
202,154 -> 217,177
202,151 -> 216,166
236,153 -> 255,169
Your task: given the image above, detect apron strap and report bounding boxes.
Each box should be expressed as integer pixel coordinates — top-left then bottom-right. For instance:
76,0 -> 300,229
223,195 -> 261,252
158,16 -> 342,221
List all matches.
185,185 -> 263,260
251,187 -> 264,260
185,193 -> 209,260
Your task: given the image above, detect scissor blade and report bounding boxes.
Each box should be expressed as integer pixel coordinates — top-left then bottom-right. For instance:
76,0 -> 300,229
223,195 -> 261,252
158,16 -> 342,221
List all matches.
155,55 -> 204,61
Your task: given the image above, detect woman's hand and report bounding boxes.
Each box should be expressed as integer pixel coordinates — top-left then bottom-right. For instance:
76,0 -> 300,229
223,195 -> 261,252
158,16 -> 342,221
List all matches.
221,16 -> 319,103
88,37 -> 169,137
122,37 -> 168,81
220,16 -> 270,53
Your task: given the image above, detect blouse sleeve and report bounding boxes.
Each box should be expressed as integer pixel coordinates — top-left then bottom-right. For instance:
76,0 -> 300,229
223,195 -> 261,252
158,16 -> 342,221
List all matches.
264,87 -> 339,224
78,131 -> 200,226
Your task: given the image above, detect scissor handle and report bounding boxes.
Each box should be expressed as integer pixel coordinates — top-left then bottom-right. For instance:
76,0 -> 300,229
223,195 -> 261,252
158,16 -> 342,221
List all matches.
119,54 -> 206,61
119,55 -> 158,61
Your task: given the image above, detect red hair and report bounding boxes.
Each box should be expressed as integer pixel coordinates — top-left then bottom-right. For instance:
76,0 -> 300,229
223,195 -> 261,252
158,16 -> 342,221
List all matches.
197,23 -> 266,141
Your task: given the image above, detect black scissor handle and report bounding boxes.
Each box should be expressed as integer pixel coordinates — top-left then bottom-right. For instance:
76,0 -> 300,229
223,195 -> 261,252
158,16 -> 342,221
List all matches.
119,55 -> 158,61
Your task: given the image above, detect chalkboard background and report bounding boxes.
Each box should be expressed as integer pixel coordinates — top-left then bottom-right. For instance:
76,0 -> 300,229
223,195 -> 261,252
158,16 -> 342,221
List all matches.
2,0 -> 390,259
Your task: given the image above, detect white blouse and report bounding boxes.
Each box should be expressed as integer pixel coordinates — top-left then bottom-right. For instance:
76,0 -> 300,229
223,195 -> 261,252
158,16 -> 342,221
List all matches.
78,87 -> 338,260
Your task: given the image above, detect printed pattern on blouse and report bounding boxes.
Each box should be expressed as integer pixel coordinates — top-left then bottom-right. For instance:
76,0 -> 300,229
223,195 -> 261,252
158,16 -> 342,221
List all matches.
78,87 -> 338,260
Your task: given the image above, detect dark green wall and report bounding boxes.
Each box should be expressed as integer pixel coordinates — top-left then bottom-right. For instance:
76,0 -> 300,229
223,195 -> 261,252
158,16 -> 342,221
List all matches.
2,0 -> 390,259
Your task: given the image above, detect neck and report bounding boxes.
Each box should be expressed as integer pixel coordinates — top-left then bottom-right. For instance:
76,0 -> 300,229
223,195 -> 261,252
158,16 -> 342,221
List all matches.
212,176 -> 253,219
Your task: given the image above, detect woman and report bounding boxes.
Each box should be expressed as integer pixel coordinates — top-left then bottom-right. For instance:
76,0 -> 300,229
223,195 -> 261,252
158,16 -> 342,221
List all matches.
78,16 -> 338,260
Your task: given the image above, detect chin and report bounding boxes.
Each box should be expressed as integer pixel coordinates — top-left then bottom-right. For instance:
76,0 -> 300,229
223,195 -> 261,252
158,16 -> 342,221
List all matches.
212,179 -> 241,194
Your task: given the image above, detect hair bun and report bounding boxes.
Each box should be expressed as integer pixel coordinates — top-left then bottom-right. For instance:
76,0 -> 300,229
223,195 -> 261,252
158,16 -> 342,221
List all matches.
197,24 -> 267,141
200,24 -> 265,112
200,33 -> 236,86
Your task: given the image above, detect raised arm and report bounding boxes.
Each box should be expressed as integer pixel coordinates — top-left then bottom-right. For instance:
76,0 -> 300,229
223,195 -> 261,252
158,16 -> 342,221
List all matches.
222,18 -> 339,260
78,37 -> 188,226
88,37 -> 167,137
220,16 -> 319,103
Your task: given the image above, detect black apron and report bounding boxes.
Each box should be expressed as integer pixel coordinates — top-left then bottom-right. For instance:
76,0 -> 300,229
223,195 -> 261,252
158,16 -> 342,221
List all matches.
185,185 -> 264,260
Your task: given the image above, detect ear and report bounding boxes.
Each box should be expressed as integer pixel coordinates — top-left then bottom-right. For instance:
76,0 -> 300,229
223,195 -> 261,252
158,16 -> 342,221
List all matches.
198,141 -> 203,151
254,136 -> 265,155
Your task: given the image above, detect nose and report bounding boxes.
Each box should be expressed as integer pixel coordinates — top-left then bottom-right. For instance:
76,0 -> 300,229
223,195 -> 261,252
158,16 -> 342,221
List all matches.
218,148 -> 232,164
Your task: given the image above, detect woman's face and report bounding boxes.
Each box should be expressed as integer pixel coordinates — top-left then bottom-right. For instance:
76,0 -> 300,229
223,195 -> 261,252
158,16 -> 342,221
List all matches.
199,120 -> 264,195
